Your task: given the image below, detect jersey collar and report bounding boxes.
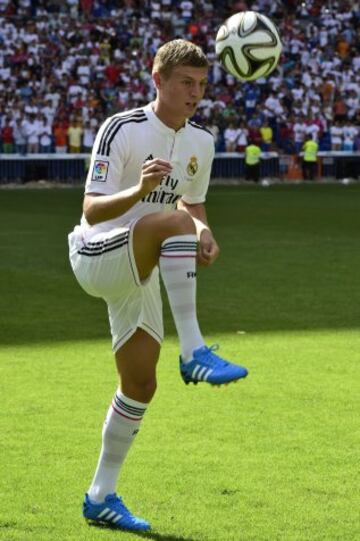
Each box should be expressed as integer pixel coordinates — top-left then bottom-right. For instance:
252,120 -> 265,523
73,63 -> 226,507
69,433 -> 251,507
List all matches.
144,102 -> 187,135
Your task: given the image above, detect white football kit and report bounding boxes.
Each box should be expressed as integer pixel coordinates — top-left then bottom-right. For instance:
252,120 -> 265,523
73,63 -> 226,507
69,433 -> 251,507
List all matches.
68,103 -> 214,352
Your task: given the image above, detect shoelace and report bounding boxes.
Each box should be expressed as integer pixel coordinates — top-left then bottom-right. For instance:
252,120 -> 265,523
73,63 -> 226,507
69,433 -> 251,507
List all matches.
106,495 -> 134,521
201,345 -> 228,368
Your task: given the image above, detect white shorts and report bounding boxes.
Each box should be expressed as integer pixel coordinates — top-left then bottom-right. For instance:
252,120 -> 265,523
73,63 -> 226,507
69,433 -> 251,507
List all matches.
68,224 -> 163,352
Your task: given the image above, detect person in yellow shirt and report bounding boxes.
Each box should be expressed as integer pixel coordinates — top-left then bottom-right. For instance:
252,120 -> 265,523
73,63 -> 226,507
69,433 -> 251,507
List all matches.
260,119 -> 273,151
302,134 -> 318,181
67,120 -> 83,153
245,140 -> 262,182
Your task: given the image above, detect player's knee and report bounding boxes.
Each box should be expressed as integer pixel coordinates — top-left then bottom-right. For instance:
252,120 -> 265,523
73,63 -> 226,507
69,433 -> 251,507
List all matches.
122,378 -> 157,403
141,378 -> 157,399
167,210 -> 196,235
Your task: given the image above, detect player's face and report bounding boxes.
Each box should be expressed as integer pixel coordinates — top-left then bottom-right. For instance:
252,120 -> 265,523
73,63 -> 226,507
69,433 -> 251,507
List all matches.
156,65 -> 208,121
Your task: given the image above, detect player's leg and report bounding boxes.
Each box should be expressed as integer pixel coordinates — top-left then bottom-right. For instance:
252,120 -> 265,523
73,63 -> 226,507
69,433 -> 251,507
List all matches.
133,210 -> 204,362
132,211 -> 248,385
84,330 -> 159,531
133,209 -> 196,281
88,329 -> 159,501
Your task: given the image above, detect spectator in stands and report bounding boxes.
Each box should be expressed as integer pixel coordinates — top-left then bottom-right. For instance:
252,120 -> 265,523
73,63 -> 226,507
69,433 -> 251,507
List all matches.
244,84 -> 259,119
224,121 -> 239,152
247,124 -> 262,149
306,114 -> 323,142
54,121 -> 68,153
330,120 -> 343,151
236,120 -> 249,152
82,120 -> 96,153
342,122 -> 358,151
333,92 -> 347,122
293,116 -> 306,154
39,117 -> 53,153
260,119 -> 273,151
281,120 -> 295,154
13,118 -> 27,155
1,117 -> 14,153
24,114 -> 39,153
207,120 -> 221,152
68,120 -> 83,153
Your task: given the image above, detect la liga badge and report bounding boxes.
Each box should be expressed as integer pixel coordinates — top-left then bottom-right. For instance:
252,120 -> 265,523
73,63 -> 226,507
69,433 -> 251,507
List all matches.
92,160 -> 109,182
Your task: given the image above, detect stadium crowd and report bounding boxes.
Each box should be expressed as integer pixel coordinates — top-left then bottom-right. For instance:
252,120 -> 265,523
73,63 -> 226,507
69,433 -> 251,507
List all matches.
0,0 -> 359,154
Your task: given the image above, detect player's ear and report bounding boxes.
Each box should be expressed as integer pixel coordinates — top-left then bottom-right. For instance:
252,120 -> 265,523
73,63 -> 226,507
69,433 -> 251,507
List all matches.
152,71 -> 160,88
152,71 -> 161,90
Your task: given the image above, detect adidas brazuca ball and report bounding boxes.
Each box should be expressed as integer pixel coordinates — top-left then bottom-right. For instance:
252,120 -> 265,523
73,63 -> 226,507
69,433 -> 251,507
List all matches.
215,11 -> 282,81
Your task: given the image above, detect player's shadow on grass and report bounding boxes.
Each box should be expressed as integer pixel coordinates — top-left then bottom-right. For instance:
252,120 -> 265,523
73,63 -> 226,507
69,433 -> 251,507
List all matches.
129,532 -> 197,541
87,522 -> 198,541
133,532 -> 198,541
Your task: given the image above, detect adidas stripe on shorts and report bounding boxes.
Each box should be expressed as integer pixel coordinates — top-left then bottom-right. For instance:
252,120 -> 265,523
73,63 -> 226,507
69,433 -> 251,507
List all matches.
68,223 -> 163,352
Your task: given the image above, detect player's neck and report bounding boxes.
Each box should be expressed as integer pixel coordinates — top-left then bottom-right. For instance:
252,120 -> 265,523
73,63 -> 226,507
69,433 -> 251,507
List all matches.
151,100 -> 186,132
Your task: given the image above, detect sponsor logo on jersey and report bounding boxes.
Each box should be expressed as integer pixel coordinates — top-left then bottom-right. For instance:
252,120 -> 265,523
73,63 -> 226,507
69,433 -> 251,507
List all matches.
92,160 -> 109,182
186,155 -> 198,176
144,154 -> 154,162
141,172 -> 180,206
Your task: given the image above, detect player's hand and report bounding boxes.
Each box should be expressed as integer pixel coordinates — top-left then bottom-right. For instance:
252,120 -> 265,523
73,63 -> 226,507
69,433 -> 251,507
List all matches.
139,158 -> 172,196
197,229 -> 220,267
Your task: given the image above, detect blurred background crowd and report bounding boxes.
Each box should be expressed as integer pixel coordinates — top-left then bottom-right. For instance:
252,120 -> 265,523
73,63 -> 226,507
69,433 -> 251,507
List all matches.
0,0 -> 359,155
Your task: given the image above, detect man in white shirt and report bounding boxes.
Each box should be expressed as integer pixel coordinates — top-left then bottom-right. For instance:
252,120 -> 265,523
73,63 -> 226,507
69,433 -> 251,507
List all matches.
39,117 -> 53,153
68,39 -> 248,533
82,120 -> 96,152
224,121 -> 240,152
293,117 -> 307,154
342,123 -> 358,151
330,121 -> 343,151
24,114 -> 40,153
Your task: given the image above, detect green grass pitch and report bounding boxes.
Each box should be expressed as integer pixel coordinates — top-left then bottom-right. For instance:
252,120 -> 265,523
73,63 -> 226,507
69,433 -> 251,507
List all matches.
0,184 -> 359,541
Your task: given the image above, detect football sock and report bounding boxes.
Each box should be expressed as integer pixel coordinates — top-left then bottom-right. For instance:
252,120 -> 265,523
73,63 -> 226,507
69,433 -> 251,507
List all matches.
87,390 -> 148,503
159,234 -> 204,362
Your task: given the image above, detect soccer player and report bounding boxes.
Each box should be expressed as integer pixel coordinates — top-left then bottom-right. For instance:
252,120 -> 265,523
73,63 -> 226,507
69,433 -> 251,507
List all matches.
68,39 -> 248,532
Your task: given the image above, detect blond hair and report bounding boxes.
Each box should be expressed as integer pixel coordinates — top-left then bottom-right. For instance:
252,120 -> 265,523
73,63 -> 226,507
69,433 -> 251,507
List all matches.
152,39 -> 209,78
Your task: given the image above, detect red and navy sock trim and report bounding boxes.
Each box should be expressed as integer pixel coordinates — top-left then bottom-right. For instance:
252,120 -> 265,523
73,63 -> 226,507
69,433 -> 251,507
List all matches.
112,392 -> 146,421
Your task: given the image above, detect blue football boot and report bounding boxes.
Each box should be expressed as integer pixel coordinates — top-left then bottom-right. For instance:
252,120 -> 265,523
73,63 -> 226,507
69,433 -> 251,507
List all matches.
83,493 -> 150,531
180,345 -> 248,386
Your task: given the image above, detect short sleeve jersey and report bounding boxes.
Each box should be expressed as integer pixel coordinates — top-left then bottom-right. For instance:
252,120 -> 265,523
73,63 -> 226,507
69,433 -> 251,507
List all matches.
80,103 -> 215,234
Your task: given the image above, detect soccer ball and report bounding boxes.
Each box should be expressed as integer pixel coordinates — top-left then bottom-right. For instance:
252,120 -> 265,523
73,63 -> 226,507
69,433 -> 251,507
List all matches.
215,11 -> 282,81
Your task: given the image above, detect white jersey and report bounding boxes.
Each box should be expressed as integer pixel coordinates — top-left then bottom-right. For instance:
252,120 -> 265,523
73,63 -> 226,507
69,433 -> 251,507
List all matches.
80,103 -> 214,235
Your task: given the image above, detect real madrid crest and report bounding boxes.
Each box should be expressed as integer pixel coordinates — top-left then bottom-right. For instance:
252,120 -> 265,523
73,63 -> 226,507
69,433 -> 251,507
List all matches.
186,156 -> 198,177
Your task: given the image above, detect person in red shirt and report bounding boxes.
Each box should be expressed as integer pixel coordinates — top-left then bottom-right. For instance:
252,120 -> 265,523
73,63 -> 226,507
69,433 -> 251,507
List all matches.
248,125 -> 262,148
80,0 -> 93,16
53,121 -> 68,153
105,61 -> 121,85
1,119 -> 14,153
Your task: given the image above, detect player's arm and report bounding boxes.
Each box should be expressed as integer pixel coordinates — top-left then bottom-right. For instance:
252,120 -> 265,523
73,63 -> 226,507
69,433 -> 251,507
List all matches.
84,158 -> 172,225
177,199 -> 220,267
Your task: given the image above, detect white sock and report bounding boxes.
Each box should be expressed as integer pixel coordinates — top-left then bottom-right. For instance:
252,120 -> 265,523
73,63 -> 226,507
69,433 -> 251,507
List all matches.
87,391 -> 148,503
159,234 -> 204,362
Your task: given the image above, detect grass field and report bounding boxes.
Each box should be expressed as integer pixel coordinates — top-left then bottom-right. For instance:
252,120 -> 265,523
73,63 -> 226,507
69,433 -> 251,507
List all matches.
1,184 -> 359,541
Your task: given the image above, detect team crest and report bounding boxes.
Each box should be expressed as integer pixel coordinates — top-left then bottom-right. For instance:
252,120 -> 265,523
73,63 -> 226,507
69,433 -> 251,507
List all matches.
186,156 -> 198,176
